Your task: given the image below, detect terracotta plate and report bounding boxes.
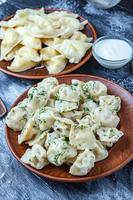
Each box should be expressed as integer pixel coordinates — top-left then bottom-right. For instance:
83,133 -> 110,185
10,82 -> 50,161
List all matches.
5,74 -> 133,182
0,9 -> 97,79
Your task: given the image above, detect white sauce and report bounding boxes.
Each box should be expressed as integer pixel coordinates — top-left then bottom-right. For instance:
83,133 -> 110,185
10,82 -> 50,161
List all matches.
94,39 -> 132,61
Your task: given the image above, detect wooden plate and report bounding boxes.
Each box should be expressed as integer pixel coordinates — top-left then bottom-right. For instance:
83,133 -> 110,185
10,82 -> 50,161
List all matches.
0,9 -> 97,79
5,74 -> 133,182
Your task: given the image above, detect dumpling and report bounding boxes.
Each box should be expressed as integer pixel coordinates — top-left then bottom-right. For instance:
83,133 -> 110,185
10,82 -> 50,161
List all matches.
21,144 -> 49,169
7,46 -> 41,72
34,107 -> 59,131
56,85 -> 81,103
69,124 -> 96,150
69,149 -> 95,176
99,95 -> 121,113
51,39 -> 92,63
47,11 -> 78,20
47,137 -> 77,166
21,32 -> 42,49
40,47 -> 59,61
46,98 -> 55,108
77,114 -> 100,132
83,81 -> 107,100
81,100 -> 97,114
97,127 -> 124,147
4,44 -> 22,61
6,99 -> 28,131
27,86 -> 49,112
55,100 -> 78,113
51,84 -> 66,97
62,110 -> 83,121
0,29 -> 21,59
0,18 -> 27,28
37,77 -> 59,93
45,131 -> 60,149
0,27 -> 5,39
15,8 -> 45,19
53,117 -> 74,137
44,55 -> 67,74
93,107 -> 120,128
70,31 -> 93,42
92,140 -> 108,162
27,131 -> 47,146
71,79 -> 85,100
42,37 -> 63,46
18,117 -> 39,144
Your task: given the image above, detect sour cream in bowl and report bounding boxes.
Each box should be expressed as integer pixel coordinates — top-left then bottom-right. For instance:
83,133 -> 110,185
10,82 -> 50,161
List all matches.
92,36 -> 133,69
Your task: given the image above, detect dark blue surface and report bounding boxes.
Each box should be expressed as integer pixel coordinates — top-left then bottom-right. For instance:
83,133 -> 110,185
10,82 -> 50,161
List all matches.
0,1 -> 133,199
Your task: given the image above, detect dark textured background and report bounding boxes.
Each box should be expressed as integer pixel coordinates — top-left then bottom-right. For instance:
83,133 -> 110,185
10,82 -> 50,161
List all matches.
0,1 -> 133,199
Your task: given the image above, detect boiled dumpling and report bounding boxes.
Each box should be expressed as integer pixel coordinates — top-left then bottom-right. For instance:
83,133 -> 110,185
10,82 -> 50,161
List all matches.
51,39 -> 92,63
47,137 -> 77,166
99,95 -> 121,113
37,77 -> 59,93
81,99 -> 97,114
15,8 -> 45,19
93,107 -> 120,128
44,55 -> 67,74
69,124 -> 96,150
62,110 -> 83,121
6,99 -> 28,131
47,11 -> 78,20
70,31 -> 92,42
42,37 -> 63,46
55,100 -> 78,113
97,127 -> 124,147
27,131 -> 47,146
83,81 -> 107,100
70,149 -> 95,176
45,130 -> 60,149
0,29 -> 21,59
18,117 -> 39,144
92,140 -> 108,162
21,144 -> 49,169
40,47 -> 59,61
0,18 -> 27,28
4,44 -> 22,61
22,32 -> 42,49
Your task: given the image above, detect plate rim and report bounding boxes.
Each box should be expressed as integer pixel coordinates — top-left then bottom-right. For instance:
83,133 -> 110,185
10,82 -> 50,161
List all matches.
5,74 -> 133,182
0,8 -> 97,79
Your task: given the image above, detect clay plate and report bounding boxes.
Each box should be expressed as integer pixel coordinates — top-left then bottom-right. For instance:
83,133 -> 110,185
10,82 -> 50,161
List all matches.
0,9 -> 97,79
5,74 -> 133,182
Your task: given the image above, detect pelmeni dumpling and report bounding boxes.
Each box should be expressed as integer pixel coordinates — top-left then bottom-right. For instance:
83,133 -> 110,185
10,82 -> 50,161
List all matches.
71,79 -> 85,99
45,55 -> 67,74
40,47 -> 59,61
69,124 -> 96,150
55,100 -> 78,113
82,81 -> 107,100
97,127 -> 124,147
47,137 -> 77,166
81,100 -> 97,114
22,32 -> 42,49
27,131 -> 47,146
27,87 -> 49,112
0,29 -> 21,59
92,140 -> 108,162
6,99 -> 28,131
0,18 -> 27,28
21,144 -> 48,169
93,107 -> 120,128
62,110 -> 83,121
70,149 -> 95,176
15,8 -> 45,19
70,31 -> 92,42
51,39 -> 92,63
45,131 -> 60,149
34,107 -> 59,131
4,44 -> 22,61
53,117 -> 74,137
99,95 -> 121,113
48,11 -> 78,20
37,77 -> 59,93
42,37 -> 63,46
18,117 -> 39,144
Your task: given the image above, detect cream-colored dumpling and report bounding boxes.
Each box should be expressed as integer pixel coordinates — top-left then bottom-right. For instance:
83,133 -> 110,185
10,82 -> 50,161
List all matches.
4,44 -> 22,61
6,99 -> 28,131
81,100 -> 97,114
51,39 -> 92,63
69,149 -> 95,176
27,87 -> 49,112
21,144 -> 49,169
0,29 -> 21,59
48,11 -> 78,20
69,124 -> 96,150
99,95 -> 121,113
15,8 -> 45,19
51,84 -> 66,97
70,31 -> 92,42
83,81 -> 107,100
47,137 -> 77,166
55,100 -> 78,113
0,18 -> 27,28
92,140 -> 108,162
18,117 -> 39,144
93,107 -> 120,128
45,55 -> 67,74
62,111 -> 83,121
71,79 -> 85,100
27,131 -> 48,146
34,107 -> 59,131
45,131 -> 60,149
53,117 -> 74,137
37,77 -> 59,93
22,32 -> 42,49
97,127 -> 124,147
42,37 -> 63,46
40,47 -> 59,61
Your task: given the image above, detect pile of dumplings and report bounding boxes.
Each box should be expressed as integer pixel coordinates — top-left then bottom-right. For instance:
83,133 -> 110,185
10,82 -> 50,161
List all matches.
6,77 -> 124,176
0,8 -> 92,74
